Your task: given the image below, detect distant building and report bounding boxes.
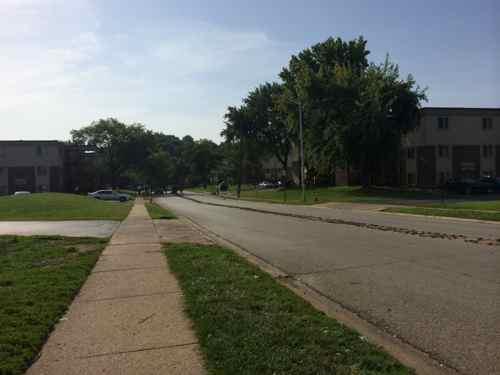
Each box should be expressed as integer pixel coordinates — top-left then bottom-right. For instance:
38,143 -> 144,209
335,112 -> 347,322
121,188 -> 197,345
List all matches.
0,141 -> 66,195
259,107 -> 500,188
402,107 -> 500,187
0,140 -> 102,195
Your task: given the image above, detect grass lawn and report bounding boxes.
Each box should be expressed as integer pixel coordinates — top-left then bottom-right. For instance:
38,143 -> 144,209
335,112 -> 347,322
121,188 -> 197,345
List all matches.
191,185 -> 500,221
190,185 -> 443,205
165,243 -> 414,375
384,207 -> 500,222
0,235 -> 107,375
0,193 -> 133,221
423,199 -> 500,211
145,202 -> 177,219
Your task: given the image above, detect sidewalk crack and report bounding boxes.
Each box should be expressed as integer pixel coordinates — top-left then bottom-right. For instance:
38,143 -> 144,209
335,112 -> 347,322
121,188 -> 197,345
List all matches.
79,291 -> 181,303
79,342 -> 199,359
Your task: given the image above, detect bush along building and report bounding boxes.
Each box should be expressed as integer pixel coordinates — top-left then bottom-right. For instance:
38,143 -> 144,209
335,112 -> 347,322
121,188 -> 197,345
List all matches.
401,107 -> 499,187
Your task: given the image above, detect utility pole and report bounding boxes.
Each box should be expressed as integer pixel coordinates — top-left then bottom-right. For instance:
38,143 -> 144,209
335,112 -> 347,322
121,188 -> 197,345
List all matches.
298,101 -> 305,202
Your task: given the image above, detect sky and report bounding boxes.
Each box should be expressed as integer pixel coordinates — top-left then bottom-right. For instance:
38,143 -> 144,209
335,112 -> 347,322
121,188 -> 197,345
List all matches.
1,0 -> 499,143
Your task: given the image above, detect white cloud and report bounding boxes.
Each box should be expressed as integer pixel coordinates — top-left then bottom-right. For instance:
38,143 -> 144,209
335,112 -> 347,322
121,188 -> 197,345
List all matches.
152,24 -> 273,76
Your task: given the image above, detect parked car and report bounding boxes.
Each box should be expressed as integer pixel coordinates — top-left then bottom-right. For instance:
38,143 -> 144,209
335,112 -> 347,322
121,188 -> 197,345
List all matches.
477,176 -> 500,193
257,181 -> 278,189
217,181 -> 228,193
445,176 -> 498,194
13,191 -> 31,195
88,190 -> 130,202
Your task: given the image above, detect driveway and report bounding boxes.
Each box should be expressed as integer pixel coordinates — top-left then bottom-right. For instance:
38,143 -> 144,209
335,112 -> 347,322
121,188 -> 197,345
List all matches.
0,220 -> 120,238
157,196 -> 500,375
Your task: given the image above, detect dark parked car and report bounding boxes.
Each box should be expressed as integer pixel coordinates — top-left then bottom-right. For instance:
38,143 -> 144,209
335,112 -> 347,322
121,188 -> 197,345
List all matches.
477,176 -> 500,193
445,176 -> 499,194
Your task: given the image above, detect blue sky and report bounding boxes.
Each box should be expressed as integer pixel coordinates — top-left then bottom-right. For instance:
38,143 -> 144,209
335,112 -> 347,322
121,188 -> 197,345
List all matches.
1,0 -> 498,142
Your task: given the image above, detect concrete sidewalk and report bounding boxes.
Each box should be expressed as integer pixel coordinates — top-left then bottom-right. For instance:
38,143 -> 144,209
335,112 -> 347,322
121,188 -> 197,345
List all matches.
27,201 -> 206,375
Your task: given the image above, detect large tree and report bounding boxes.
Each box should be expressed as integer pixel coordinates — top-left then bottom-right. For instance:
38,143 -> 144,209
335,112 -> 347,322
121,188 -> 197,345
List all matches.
190,139 -> 220,187
279,36 -> 425,185
71,118 -> 139,187
244,82 -> 294,182
221,105 -> 255,197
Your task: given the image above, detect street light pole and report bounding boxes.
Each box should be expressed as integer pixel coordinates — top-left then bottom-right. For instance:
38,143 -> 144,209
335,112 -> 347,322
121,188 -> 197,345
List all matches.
298,101 -> 305,202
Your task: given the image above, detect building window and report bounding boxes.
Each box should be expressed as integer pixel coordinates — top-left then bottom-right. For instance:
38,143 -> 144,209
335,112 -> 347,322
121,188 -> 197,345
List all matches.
37,166 -> 48,176
438,145 -> 449,158
407,147 -> 415,159
437,117 -> 449,130
482,118 -> 493,130
482,145 -> 493,158
407,173 -> 415,185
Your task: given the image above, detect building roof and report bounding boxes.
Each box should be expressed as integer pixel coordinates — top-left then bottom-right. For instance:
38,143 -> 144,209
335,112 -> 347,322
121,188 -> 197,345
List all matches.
0,140 -> 64,144
421,107 -> 500,116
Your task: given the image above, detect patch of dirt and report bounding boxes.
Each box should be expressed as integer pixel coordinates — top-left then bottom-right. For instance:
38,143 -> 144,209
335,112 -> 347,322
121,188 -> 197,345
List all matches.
63,244 -> 102,253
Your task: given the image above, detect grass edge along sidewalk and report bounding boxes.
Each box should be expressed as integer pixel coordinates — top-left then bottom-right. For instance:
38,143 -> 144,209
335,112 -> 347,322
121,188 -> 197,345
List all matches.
0,193 -> 133,221
165,242 -> 415,375
0,235 -> 107,375
145,201 -> 177,219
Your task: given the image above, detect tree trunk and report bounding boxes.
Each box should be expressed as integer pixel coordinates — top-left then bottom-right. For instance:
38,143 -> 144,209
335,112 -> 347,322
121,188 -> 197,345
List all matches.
236,142 -> 244,198
281,154 -> 289,185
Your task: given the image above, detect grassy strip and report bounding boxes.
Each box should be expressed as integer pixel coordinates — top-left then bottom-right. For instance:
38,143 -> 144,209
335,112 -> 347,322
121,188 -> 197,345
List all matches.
0,235 -> 107,375
190,185 -> 450,205
0,193 -> 133,221
424,199 -> 500,211
145,202 -> 177,219
165,243 -> 414,375
384,207 -> 500,222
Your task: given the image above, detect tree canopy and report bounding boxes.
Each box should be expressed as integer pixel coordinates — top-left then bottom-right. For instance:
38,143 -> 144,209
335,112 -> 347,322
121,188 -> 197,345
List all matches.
71,35 -> 426,191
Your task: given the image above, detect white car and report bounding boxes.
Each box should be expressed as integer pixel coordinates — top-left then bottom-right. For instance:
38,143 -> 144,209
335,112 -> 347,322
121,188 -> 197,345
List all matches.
13,191 -> 31,195
88,190 -> 130,202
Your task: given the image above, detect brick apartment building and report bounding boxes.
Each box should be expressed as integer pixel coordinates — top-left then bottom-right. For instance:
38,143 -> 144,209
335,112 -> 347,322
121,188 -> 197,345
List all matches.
0,141 -> 66,195
401,107 -> 499,187
0,140 -> 103,195
260,107 -> 500,188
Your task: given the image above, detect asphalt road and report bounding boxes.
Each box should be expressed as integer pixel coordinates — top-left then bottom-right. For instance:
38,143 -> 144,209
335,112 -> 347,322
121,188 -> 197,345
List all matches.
158,196 -> 500,375
0,220 -> 119,238
186,193 -> 500,240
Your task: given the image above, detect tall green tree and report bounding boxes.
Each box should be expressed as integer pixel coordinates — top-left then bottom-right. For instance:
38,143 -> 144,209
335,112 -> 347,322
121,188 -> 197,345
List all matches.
221,105 -> 254,197
244,82 -> 294,182
190,139 -> 220,187
279,37 -> 369,180
71,118 -> 140,187
279,36 -> 425,185
349,58 -> 426,185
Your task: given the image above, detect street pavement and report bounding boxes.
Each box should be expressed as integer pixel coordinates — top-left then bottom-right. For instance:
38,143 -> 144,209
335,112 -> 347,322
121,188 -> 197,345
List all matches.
26,202 -> 206,375
0,220 -> 119,238
158,196 -> 500,375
